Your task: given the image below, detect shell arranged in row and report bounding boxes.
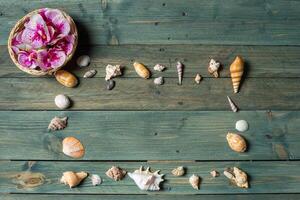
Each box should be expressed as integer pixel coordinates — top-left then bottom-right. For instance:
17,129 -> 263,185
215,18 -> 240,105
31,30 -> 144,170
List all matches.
230,56 -> 244,93
54,94 -> 71,109
189,174 -> 200,190
176,61 -> 183,85
226,132 -> 247,153
62,136 -> 85,158
106,166 -> 127,181
60,171 -> 88,188
133,62 -> 151,79
55,70 -> 78,88
223,167 -> 249,188
83,69 -> 97,78
208,59 -> 220,78
171,166 -> 185,176
48,116 -> 68,131
105,64 -> 122,80
227,96 -> 238,112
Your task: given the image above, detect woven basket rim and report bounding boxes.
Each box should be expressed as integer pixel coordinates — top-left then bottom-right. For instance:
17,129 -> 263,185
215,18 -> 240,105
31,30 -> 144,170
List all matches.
7,8 -> 78,76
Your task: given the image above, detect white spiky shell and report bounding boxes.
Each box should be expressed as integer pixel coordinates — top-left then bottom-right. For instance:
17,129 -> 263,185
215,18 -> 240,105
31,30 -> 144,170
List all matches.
227,96 -> 238,112
48,116 -> 68,131
128,166 -> 164,191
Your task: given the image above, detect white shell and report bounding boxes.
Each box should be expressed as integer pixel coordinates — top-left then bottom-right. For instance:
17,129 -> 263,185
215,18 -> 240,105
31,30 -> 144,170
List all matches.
171,166 -> 185,176
176,61 -> 183,85
227,96 -> 238,112
209,59 -> 220,71
195,74 -> 202,84
48,116 -> 68,131
153,64 -> 166,72
235,120 -> 249,132
105,64 -> 122,80
54,94 -> 70,109
91,174 -> 102,186
189,174 -> 200,190
77,55 -> 91,67
210,170 -> 219,177
128,166 -> 164,191
83,69 -> 97,78
154,77 -> 164,85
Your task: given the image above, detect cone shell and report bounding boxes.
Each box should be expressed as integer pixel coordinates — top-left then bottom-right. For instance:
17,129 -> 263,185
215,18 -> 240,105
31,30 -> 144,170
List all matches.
230,56 -> 244,93
189,174 -> 200,190
55,70 -> 78,88
60,171 -> 88,188
227,96 -> 238,112
133,62 -> 150,79
226,132 -> 247,152
176,61 -> 183,85
62,136 -> 85,158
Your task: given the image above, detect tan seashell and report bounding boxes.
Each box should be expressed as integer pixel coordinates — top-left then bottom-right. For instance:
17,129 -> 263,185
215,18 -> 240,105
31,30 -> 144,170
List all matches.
106,166 -> 127,181
227,96 -> 238,112
210,170 -> 220,177
133,62 -> 151,79
230,56 -> 244,93
208,59 -> 221,78
223,167 -> 248,188
55,70 -> 78,88
195,74 -> 202,84
189,174 -> 201,190
171,166 -> 185,176
48,116 -> 68,131
226,132 -> 247,153
62,136 -> 85,158
91,174 -> 102,186
60,171 -> 88,188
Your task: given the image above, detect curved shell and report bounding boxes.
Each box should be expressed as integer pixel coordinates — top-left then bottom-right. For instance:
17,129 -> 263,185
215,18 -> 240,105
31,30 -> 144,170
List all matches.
91,174 -> 102,186
48,116 -> 68,131
60,171 -> 88,188
133,62 -> 150,79
189,174 -> 200,190
171,166 -> 185,176
230,56 -> 244,93
227,96 -> 238,112
226,132 -> 247,152
55,70 -> 78,88
62,136 -> 85,158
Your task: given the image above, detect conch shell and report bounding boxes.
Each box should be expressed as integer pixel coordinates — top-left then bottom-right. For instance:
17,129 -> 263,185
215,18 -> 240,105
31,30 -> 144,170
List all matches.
227,96 -> 238,112
189,174 -> 201,190
105,64 -> 122,80
62,136 -> 85,158
176,61 -> 183,85
106,166 -> 127,181
133,62 -> 151,79
226,132 -> 247,153
171,166 -> 185,176
230,56 -> 244,93
223,167 -> 249,188
48,116 -> 68,131
55,70 -> 78,88
60,171 -> 88,188
208,59 -> 220,78
128,166 -> 164,191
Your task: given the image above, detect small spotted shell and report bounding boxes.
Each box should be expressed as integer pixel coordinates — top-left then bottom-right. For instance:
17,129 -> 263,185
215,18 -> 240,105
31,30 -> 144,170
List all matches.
133,62 -> 151,79
55,70 -> 78,88
226,132 -> 247,153
62,136 -> 85,158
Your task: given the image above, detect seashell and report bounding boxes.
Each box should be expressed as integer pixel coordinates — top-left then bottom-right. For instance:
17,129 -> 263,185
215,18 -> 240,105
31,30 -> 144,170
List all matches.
133,62 -> 151,79
128,166 -> 164,191
195,74 -> 202,84
227,96 -> 238,112
55,70 -> 78,88
62,136 -> 85,158
226,132 -> 247,153
76,55 -> 91,67
54,94 -> 71,109
223,167 -> 249,188
83,69 -> 97,78
176,61 -> 184,85
208,59 -> 221,78
210,170 -> 220,177
60,171 -> 88,188
189,174 -> 201,190
171,166 -> 185,176
48,116 -> 68,131
91,174 -> 102,186
230,56 -> 244,93
154,77 -> 164,85
153,64 -> 166,72
235,120 -> 249,132
105,64 -> 123,80
106,80 -> 115,90
106,166 -> 127,181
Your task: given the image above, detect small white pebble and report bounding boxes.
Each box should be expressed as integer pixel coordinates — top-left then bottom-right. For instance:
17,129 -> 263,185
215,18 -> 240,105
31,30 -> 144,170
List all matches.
235,120 -> 249,132
54,94 -> 70,109
77,55 -> 91,67
91,174 -> 102,186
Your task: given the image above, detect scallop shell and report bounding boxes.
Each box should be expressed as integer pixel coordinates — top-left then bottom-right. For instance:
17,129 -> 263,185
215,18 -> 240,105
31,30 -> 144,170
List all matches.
153,64 -> 166,72
210,170 -> 220,177
226,132 -> 247,153
128,166 -> 164,191
48,116 -> 68,131
227,96 -> 238,112
195,74 -> 202,84
55,70 -> 78,88
76,55 -> 91,67
133,62 -> 151,79
176,61 -> 183,85
189,174 -> 201,190
154,77 -> 164,85
223,167 -> 249,188
235,120 -> 249,132
83,69 -> 97,78
208,59 -> 220,78
230,56 -> 244,93
106,166 -> 127,181
171,166 -> 185,176
54,94 -> 71,109
60,171 -> 88,188
91,174 -> 102,186
105,64 -> 122,80
62,136 -> 85,158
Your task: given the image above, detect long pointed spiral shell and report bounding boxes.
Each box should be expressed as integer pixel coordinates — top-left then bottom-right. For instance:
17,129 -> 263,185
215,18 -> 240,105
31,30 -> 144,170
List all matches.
230,56 -> 244,93
176,61 -> 183,85
227,96 -> 238,112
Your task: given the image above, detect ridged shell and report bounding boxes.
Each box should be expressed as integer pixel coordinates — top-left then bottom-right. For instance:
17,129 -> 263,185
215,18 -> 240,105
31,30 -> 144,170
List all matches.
230,56 -> 244,93
55,70 -> 78,88
106,166 -> 127,181
154,77 -> 164,85
171,166 -> 185,176
227,96 -> 238,112
189,174 -> 201,190
83,69 -> 97,78
60,171 -> 88,188
176,61 -> 183,85
48,116 -> 68,131
223,167 -> 249,188
226,132 -> 247,153
208,59 -> 220,78
62,136 -> 85,158
54,94 -> 71,109
195,74 -> 202,84
133,62 -> 151,79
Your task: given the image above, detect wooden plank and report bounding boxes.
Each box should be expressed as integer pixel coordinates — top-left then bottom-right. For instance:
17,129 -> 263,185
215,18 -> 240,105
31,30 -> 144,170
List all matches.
1,0 -> 300,45
0,78 -> 299,110
0,161 -> 299,194
2,45 -> 300,78
0,111 -> 298,160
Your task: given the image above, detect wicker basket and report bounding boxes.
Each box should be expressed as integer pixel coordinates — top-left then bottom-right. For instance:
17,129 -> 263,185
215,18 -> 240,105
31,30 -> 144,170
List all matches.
7,8 -> 78,76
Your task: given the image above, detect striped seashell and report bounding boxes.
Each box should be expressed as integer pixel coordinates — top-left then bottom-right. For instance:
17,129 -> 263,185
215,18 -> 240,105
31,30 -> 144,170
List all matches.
62,136 -> 85,158
48,116 -> 68,131
230,56 -> 244,93
227,96 -> 238,112
83,69 -> 97,78
176,61 -> 183,85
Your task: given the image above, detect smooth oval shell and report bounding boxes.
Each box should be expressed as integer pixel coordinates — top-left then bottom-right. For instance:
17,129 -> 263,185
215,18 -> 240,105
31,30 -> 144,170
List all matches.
54,94 -> 70,109
62,136 -> 85,158
55,70 -> 78,88
230,56 -> 244,93
77,55 -> 90,67
235,120 -> 249,132
83,69 -> 97,78
133,62 -> 150,79
226,132 -> 247,152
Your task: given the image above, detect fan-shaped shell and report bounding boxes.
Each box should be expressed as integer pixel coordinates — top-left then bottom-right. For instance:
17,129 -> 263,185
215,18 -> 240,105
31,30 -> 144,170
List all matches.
230,56 -> 244,93
226,132 -> 247,152
62,136 -> 85,158
55,70 -> 78,88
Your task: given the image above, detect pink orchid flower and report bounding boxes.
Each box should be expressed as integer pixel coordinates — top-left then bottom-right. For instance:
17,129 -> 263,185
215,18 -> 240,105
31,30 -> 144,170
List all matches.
12,30 -> 33,54
37,49 -> 66,70
54,35 -> 75,55
18,50 -> 38,69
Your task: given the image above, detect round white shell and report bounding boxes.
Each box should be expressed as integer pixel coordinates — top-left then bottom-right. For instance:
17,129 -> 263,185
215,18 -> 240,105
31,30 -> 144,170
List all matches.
76,55 -> 91,67
55,94 -> 70,109
235,120 -> 249,132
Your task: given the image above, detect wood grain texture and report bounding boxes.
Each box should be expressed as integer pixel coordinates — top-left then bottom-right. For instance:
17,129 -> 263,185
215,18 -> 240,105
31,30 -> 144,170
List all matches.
0,111 -> 298,160
1,0 -> 300,45
0,161 -> 300,194
2,45 -> 300,78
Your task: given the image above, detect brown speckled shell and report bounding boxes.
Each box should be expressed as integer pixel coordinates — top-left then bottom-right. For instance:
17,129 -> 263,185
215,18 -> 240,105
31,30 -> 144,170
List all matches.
226,132 -> 247,152
55,70 -> 78,88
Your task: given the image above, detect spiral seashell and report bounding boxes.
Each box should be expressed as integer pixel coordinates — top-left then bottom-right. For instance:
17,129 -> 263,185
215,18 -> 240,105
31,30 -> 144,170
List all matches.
195,74 -> 202,84
133,62 -> 151,79
62,136 -> 85,158
154,77 -> 164,85
83,69 -> 97,78
48,116 -> 68,131
189,174 -> 201,190
223,167 -> 248,188
106,166 -> 127,181
226,132 -> 247,153
54,94 -> 71,109
60,171 -> 88,188
55,70 -> 78,88
176,61 -> 183,85
208,59 -> 220,78
230,56 -> 244,93
171,166 -> 185,176
227,96 -> 238,112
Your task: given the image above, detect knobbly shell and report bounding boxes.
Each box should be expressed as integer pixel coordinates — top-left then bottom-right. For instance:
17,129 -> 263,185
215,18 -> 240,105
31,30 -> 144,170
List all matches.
154,64 -> 166,72
83,69 -> 97,78
105,64 -> 122,80
223,167 -> 249,188
226,132 -> 247,153
48,116 -> 68,131
106,80 -> 115,90
230,56 -> 244,93
235,120 -> 249,132
210,170 -> 220,177
106,166 -> 127,181
76,55 -> 91,67
128,166 -> 164,191
133,62 -> 151,79
176,61 -> 183,85
171,166 -> 185,176
62,136 -> 85,158
227,96 -> 238,112
154,77 -> 164,85
60,171 -> 88,188
195,74 -> 202,84
91,174 -> 102,186
208,59 -> 221,78
55,70 -> 78,88
54,94 -> 71,109
189,174 -> 200,190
